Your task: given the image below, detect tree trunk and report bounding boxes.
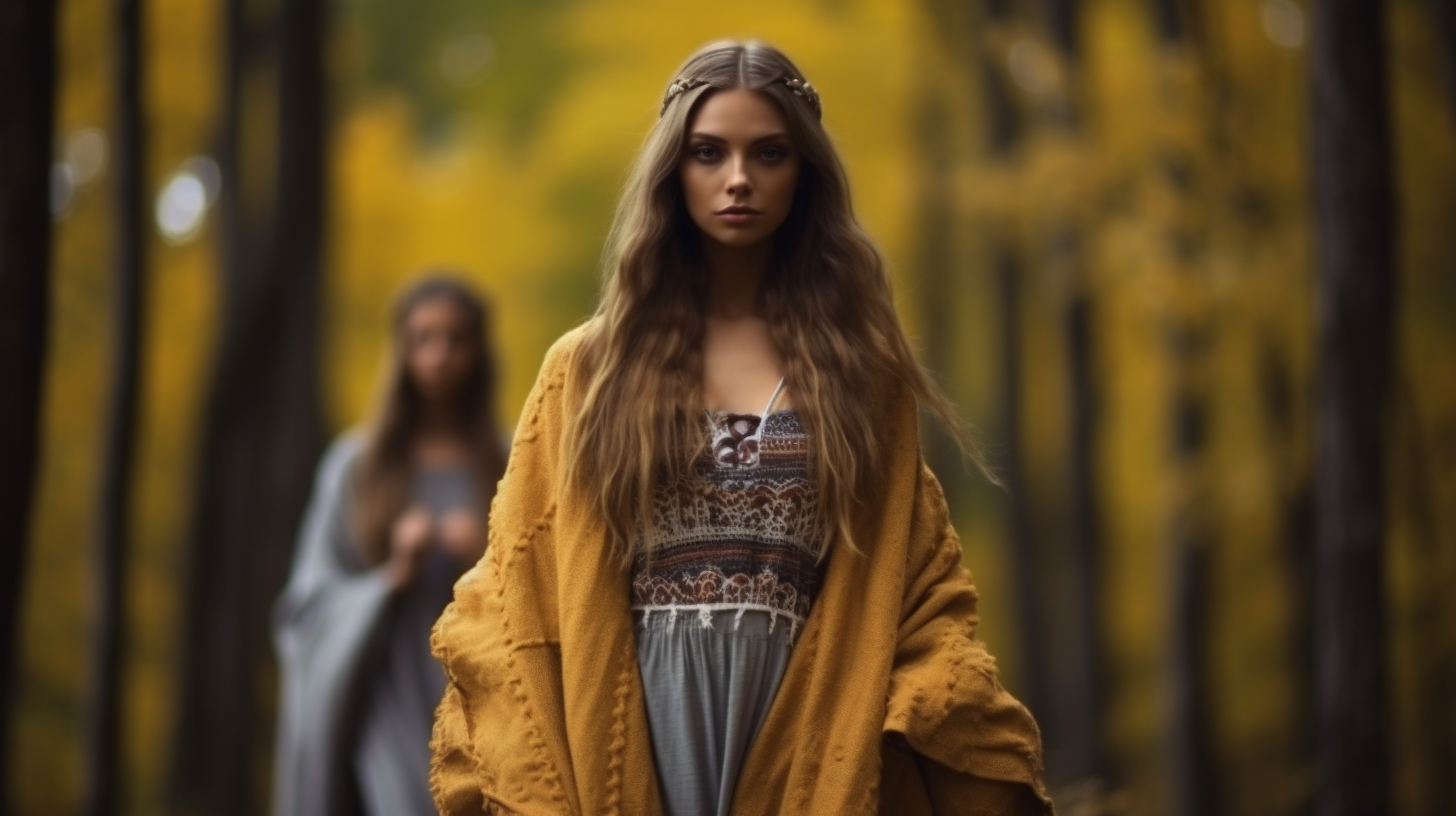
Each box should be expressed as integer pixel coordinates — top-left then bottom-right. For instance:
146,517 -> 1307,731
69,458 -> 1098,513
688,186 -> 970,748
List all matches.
171,0 -> 327,812
1258,338 -> 1316,816
1150,2 -> 1219,814
971,0 -> 1053,758
1388,372 -> 1453,816
1058,264 -> 1104,791
0,0 -> 57,799
83,1 -> 146,813
1041,0 -> 1107,793
1044,0 -> 1081,127
1430,0 -> 1456,125
1168,371 -> 1216,816
1310,1 -> 1395,814
919,0 -> 1052,774
170,0 -> 252,806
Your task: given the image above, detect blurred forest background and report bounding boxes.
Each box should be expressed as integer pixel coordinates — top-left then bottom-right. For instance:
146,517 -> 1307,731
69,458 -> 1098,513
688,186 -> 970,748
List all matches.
1,0 -> 1452,814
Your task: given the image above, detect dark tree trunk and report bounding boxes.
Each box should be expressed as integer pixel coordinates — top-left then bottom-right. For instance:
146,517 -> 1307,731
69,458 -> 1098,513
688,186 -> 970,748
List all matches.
0,0 -> 57,800
1258,339 -> 1317,816
1045,0 -> 1079,61
171,0 -> 327,813
170,0 -> 253,808
1153,0 -> 1193,42
1310,1 -> 1395,815
1388,373 -> 1453,816
84,1 -> 146,814
971,0 -> 1053,754
1043,0 -> 1082,127
1167,368 -> 1216,816
1150,2 -> 1219,814
1041,0 -> 1106,793
1057,259 -> 1104,791
216,0 -> 249,298
918,0 -> 1051,773
1430,0 -> 1456,125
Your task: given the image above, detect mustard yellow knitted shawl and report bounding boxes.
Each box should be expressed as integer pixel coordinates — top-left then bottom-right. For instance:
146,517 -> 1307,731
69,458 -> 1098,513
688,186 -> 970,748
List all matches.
430,325 -> 1055,815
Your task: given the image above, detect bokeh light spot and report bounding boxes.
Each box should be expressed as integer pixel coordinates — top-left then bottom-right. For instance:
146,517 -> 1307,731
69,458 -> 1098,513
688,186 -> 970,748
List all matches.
439,32 -> 495,87
182,155 -> 223,202
50,163 -> 76,218
1261,0 -> 1305,49
156,170 -> 209,244
65,128 -> 109,186
1009,40 -> 1057,95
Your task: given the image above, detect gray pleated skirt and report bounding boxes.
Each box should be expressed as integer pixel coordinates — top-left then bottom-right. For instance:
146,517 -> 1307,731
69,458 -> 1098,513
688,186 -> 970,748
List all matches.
634,607 -> 800,816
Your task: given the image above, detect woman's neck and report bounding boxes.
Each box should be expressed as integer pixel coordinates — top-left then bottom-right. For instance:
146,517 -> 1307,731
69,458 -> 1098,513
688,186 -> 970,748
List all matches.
703,239 -> 771,319
412,402 -> 472,465
415,401 -> 466,438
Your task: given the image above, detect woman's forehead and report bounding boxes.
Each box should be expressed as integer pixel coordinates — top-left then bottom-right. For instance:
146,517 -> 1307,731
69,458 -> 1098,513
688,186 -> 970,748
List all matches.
686,88 -> 789,140
405,297 -> 471,325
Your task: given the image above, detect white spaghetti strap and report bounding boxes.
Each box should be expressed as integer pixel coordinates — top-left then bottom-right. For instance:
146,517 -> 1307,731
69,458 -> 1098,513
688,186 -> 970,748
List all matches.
762,377 -> 787,417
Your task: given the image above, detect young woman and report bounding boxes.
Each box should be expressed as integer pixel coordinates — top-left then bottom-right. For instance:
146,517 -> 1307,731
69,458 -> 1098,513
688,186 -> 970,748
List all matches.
430,42 -> 1053,815
271,276 -> 506,816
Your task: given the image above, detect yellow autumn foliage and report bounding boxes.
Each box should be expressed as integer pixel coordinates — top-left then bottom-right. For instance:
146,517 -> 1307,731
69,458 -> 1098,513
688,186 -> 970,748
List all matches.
11,0 -> 1455,814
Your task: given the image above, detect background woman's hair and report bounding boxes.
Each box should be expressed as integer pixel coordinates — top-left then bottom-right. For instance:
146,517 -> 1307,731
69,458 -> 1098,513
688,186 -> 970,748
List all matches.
353,274 -> 507,564
564,40 -> 991,561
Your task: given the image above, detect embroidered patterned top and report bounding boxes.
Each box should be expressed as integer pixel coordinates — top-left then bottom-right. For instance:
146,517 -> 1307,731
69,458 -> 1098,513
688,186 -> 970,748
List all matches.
630,379 -> 823,630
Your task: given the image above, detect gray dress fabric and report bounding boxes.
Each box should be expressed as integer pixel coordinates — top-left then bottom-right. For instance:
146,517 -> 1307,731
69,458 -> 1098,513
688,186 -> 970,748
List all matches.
632,380 -> 825,816
271,434 -> 477,816
635,608 -> 798,816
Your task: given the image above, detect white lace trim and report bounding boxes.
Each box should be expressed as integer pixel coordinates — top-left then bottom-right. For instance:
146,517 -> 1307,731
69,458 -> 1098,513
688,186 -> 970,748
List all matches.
632,602 -> 805,637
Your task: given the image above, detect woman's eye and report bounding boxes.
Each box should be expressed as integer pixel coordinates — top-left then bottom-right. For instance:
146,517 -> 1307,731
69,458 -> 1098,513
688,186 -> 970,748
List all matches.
759,146 -> 786,161
691,145 -> 719,161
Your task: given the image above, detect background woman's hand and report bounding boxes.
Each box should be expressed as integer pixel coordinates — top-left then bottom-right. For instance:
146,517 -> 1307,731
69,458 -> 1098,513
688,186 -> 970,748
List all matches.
437,509 -> 484,564
385,505 -> 434,589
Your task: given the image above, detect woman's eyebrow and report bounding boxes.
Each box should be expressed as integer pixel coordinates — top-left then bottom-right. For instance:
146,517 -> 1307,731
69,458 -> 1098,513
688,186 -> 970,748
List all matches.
686,132 -> 790,145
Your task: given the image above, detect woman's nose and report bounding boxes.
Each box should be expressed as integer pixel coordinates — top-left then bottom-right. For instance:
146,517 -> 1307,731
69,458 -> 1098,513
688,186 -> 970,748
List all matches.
420,339 -> 452,366
726,155 -> 752,194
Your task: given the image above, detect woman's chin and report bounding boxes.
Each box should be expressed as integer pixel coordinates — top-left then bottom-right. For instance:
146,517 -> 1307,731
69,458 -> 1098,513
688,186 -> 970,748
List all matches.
704,230 -> 774,251
414,382 -> 458,404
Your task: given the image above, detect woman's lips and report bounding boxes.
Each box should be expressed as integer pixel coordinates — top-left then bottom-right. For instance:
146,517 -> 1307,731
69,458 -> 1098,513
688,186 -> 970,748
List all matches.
715,205 -> 762,224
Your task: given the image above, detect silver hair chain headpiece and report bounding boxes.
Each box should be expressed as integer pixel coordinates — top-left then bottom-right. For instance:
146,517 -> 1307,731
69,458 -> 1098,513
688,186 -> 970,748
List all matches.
658,75 -> 824,118
660,77 -> 706,116
782,77 -> 822,117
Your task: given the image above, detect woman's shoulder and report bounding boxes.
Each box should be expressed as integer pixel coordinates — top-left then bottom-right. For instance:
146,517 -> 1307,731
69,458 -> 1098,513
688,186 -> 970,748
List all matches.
314,430 -> 366,489
536,317 -> 602,379
547,317 -> 600,358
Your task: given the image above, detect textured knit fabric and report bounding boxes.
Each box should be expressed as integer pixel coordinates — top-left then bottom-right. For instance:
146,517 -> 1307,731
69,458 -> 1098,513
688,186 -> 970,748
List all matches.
633,402 -> 819,815
272,437 -> 476,816
429,323 -> 1056,816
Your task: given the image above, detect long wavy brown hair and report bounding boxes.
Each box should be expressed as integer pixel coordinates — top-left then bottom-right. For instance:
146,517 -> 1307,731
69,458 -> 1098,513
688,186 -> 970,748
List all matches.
564,40 -> 989,561
353,275 -> 507,565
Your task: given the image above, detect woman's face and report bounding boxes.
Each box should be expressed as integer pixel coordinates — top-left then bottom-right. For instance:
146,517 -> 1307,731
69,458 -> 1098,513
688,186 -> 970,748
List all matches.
678,87 -> 801,250
403,297 -> 475,403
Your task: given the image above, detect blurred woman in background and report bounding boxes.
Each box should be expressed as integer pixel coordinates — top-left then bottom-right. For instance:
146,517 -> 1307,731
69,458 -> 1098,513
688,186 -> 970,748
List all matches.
272,275 -> 506,816
430,41 -> 1052,815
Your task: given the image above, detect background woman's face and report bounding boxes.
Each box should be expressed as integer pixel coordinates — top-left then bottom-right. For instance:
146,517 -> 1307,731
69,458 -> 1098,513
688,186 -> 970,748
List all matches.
403,297 -> 475,402
678,87 -> 801,250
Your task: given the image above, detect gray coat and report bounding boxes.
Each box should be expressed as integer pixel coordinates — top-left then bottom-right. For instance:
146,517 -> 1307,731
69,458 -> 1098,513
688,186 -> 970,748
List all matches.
271,434 -> 465,816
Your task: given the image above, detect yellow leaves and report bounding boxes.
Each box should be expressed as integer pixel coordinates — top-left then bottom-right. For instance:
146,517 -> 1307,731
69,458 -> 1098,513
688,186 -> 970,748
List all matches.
329,91 -> 592,429
17,0 -> 1456,814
